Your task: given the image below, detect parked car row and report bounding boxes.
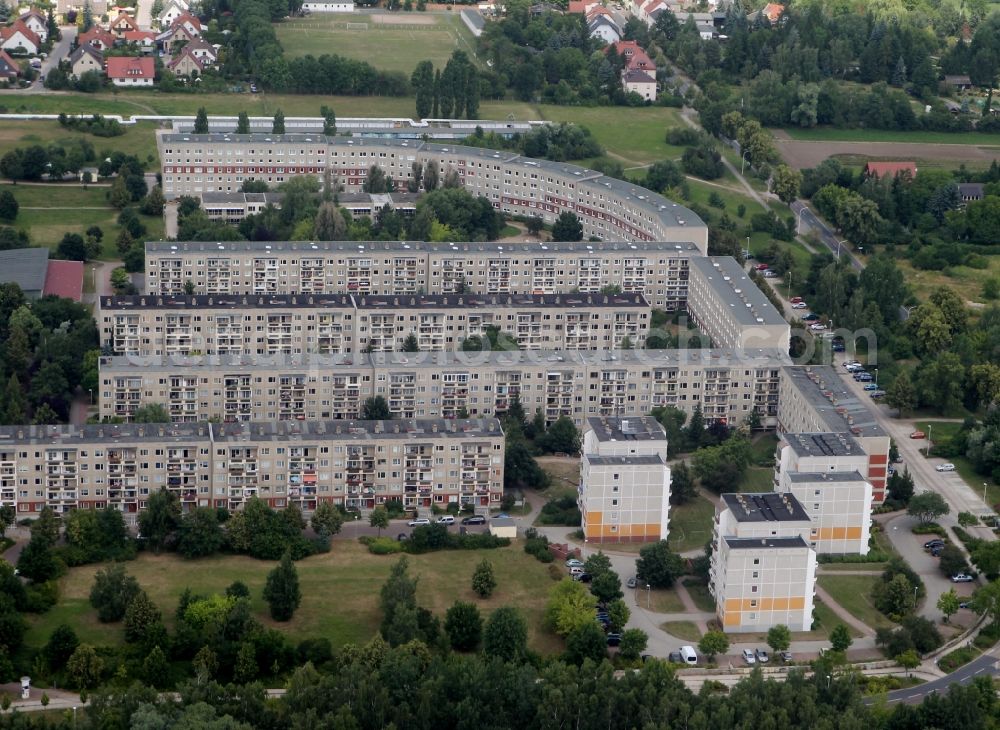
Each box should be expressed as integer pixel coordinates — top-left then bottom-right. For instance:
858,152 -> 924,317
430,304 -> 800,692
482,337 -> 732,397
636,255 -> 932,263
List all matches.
407,514 -> 487,527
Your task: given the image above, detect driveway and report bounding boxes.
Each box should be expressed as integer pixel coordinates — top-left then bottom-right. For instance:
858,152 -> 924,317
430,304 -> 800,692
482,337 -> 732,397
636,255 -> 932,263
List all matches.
27,25 -> 75,93
136,0 -> 154,30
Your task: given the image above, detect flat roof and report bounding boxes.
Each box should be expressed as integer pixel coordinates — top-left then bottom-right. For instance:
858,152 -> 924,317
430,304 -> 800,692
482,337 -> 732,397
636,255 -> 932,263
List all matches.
721,492 -> 809,522
587,416 -> 666,443
99,292 -> 649,311
586,454 -> 665,466
0,247 -> 48,293
145,239 -> 704,255
0,418 -> 503,446
786,470 -> 867,483
42,260 -> 84,302
724,536 -> 810,550
783,432 -> 865,458
782,366 -> 887,438
690,257 -> 787,327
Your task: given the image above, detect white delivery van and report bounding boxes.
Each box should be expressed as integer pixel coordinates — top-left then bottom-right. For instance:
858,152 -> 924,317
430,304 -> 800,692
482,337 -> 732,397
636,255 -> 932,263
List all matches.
679,646 -> 698,665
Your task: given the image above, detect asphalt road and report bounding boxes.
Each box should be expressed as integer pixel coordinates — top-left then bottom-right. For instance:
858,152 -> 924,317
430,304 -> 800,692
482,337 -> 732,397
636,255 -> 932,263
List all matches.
28,25 -> 75,93
877,649 -> 1000,705
791,201 -> 863,270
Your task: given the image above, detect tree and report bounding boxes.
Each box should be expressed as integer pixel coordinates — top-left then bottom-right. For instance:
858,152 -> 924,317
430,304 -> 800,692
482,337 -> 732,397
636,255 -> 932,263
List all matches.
669,461 -> 696,505
545,578 -> 598,636
636,540 -> 685,588
971,580 -> 1000,624
272,109 -> 285,134
133,403 -> 171,423
698,630 -> 730,661
57,232 -> 88,261
526,216 -> 543,235
0,190 -> 17,221
472,558 -> 497,598
234,642 -> 258,684
907,491 -> 950,525
937,589 -> 960,624
308,502 -> 343,538
362,396 -> 392,420
0,504 -> 14,539
411,60 -> 435,119
401,332 -> 419,352
939,543 -> 969,578
124,590 -> 161,643
380,556 -> 418,638
89,563 -> 141,622
565,621 -> 607,666
66,644 -> 103,689
44,624 -> 79,671
829,623 -> 853,652
483,606 -> 527,662
607,598 -> 629,632
551,212 -> 583,242
140,186 -> 166,217
108,175 -> 131,209
313,201 -> 346,240
618,628 -> 648,661
17,535 -> 62,583
875,573 -> 917,619
536,416 -> 581,455
887,469 -> 915,505
138,488 -> 181,552
194,107 -> 209,134
236,111 -> 250,134
896,648 -> 920,676
177,507 -> 226,559
583,551 -> 612,579
770,164 -> 802,203
591,571 -> 623,604
915,352 -> 965,415
444,600 -> 482,651
0,150 -> 23,183
369,505 -> 389,536
263,550 -> 301,621
321,105 -> 337,136
767,624 -> 791,654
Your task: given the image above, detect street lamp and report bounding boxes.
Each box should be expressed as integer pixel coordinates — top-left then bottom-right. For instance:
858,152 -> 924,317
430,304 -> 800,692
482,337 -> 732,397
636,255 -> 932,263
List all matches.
928,424 -> 933,456
796,206 -> 805,234
88,388 -> 93,405
786,271 -> 792,298
646,584 -> 651,609
985,482 -> 990,507
745,236 -> 751,260
741,151 -> 750,176
836,239 -> 843,258
874,368 -> 878,387
913,585 -> 919,607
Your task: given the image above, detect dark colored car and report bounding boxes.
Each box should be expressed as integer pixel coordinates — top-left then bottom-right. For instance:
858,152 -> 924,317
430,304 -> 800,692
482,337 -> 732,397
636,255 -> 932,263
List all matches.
668,651 -> 682,663
461,515 -> 486,525
924,539 -> 945,550
606,633 -> 622,647
573,572 -> 593,583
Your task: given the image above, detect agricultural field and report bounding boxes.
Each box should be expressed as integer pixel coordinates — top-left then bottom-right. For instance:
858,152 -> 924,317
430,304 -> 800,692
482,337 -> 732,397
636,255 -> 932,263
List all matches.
276,12 -> 479,75
24,540 -> 562,653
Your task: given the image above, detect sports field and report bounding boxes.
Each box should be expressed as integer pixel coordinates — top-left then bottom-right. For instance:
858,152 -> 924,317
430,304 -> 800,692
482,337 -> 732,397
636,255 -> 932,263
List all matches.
276,11 -> 479,74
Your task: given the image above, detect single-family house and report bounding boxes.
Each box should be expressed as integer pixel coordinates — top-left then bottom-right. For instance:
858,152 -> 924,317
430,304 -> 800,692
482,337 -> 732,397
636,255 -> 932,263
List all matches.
749,2 -> 784,24
156,21 -> 198,53
122,29 -> 157,52
637,0 -> 669,25
864,161 -> 917,179
607,40 -> 657,75
0,21 -> 40,55
944,75 -> 973,91
157,0 -> 188,28
109,12 -> 138,37
106,55 -> 154,86
623,68 -> 657,100
69,42 -> 103,77
55,0 -> 108,21
0,49 -> 20,82
529,2 -> 561,16
567,0 -> 595,12
18,10 -> 47,42
170,12 -> 202,37
166,46 -> 203,76
957,183 -> 984,203
588,14 -> 620,43
77,27 -> 116,51
181,38 -> 217,65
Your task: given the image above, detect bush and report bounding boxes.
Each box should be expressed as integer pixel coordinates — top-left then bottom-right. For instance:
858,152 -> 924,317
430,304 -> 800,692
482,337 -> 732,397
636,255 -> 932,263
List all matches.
911,523 -> 947,536
523,528 -> 553,563
402,524 -> 510,554
537,495 -> 582,526
938,646 -> 980,672
365,537 -> 403,555
24,581 -> 60,613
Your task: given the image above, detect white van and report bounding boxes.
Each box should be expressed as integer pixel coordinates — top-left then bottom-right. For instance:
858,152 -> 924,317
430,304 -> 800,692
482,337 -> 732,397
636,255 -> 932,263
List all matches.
679,646 -> 698,665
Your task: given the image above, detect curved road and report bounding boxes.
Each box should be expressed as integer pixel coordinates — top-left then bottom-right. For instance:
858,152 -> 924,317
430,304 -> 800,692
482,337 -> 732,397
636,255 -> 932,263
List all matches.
876,646 -> 1000,705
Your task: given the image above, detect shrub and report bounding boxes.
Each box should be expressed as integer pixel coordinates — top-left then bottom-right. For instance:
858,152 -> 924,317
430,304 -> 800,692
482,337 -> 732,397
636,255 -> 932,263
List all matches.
911,523 -> 947,536
537,495 -> 582,526
523,527 -> 554,563
366,537 -> 403,555
938,646 -> 980,672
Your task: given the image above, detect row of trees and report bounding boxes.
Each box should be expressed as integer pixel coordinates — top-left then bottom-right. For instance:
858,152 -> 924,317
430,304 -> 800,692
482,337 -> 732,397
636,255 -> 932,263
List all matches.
412,51 -> 481,119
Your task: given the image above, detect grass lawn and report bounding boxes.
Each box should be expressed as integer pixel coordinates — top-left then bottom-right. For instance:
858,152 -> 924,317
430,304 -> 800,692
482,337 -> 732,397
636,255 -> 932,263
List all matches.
750,433 -> 780,463
661,620 -> 702,641
896,256 -> 1000,305
682,579 -> 716,612
668,494 -> 715,553
742,467 -> 777,492
0,184 -> 163,255
24,541 -> 563,653
817,574 -> 895,631
0,120 -> 160,167
819,562 -> 888,572
536,456 -> 580,489
779,127 -> 1000,146
276,13 -> 478,75
645,586 -> 685,614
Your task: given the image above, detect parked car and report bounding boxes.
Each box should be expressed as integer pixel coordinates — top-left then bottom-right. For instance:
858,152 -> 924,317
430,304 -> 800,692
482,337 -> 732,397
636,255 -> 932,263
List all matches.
626,576 -> 637,589
779,651 -> 793,662
803,313 -> 820,321
668,651 -> 683,663
569,566 -> 585,576
832,342 -> 846,352
762,270 -> 777,278
870,390 -> 886,399
936,463 -> 956,472
910,431 -> 926,439
960,602 -> 971,609
606,633 -> 622,647
742,649 -> 756,665
855,373 -> 873,382
565,558 -> 585,568
792,301 -> 807,309
408,518 -> 430,527
755,648 -> 769,663
437,515 -> 456,525
923,539 -> 946,550
679,646 -> 699,665
397,533 -> 408,541
462,515 -> 486,525
843,360 -> 861,368
931,547 -> 944,558
754,263 -> 769,271
863,383 -> 879,391
573,572 -> 593,583
790,296 -> 804,304
809,323 -> 827,331
952,574 -> 975,583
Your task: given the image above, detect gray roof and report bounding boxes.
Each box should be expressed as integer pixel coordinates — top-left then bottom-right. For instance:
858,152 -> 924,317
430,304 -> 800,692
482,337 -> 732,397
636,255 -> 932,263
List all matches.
782,432 -> 864,458
0,247 -> 48,293
201,192 -> 284,206
782,366 -> 886,438
721,492 -> 810,522
957,183 -> 984,198
691,257 -> 787,326
490,516 -> 515,527
586,454 -> 664,466
723,536 -> 809,550
99,291 -> 649,310
69,43 -> 103,64
587,416 -> 666,443
146,239 -> 704,255
785,470 -> 867,483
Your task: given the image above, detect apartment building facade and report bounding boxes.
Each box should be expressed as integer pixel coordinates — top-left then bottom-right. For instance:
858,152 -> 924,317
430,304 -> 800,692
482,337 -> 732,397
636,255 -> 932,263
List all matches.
777,366 -> 891,502
0,419 -> 504,520
687,257 -> 790,352
157,132 -> 708,249
775,432 -> 873,555
100,348 -> 786,427
143,239 -> 702,311
710,492 -> 817,632
578,416 -> 670,544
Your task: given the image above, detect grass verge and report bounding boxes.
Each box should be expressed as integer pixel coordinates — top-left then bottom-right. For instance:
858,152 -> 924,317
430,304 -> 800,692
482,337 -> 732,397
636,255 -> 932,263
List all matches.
661,620 -> 702,641
681,578 -> 715,612
668,495 -> 715,554
938,645 -> 982,673
643,586 -> 685,614
817,574 -> 895,631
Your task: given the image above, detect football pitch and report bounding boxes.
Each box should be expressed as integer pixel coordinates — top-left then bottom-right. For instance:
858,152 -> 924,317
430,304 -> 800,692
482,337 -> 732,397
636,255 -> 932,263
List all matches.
276,11 -> 479,75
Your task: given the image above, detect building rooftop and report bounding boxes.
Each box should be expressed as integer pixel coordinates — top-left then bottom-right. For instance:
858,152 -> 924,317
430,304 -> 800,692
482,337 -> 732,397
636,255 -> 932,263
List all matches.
42,260 -> 84,302
782,366 -> 887,438
145,239 -> 704,255
0,418 -> 503,446
585,454 -> 665,466
783,432 -> 864,458
785,470 -> 867,483
721,492 -> 810,522
723,536 -> 809,550
587,416 -> 666,443
0,247 -> 48,294
690,257 -> 787,327
98,292 -> 650,310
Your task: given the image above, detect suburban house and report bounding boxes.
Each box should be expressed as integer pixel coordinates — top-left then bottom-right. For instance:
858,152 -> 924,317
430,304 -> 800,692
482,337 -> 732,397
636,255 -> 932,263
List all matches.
749,2 -> 785,24
157,0 -> 189,28
170,13 -> 202,37
623,68 -> 657,100
18,9 -> 47,42
181,38 -> 217,65
635,0 -> 669,25
122,29 -> 157,52
109,12 -> 138,37
69,43 -> 103,77
588,12 -> 620,43
166,46 -> 204,76
77,27 -> 116,51
157,21 -> 199,54
0,21 -> 40,55
944,74 -> 973,91
106,55 -> 154,86
0,49 -> 19,82
56,0 -> 108,20
864,161 -> 917,179
957,182 -> 984,204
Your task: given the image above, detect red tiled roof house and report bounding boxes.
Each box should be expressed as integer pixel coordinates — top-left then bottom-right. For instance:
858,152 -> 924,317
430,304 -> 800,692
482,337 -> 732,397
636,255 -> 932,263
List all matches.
106,55 -> 154,86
